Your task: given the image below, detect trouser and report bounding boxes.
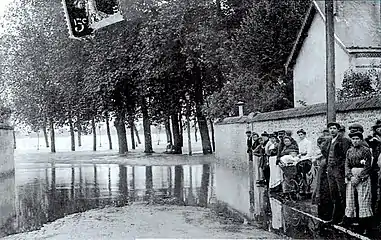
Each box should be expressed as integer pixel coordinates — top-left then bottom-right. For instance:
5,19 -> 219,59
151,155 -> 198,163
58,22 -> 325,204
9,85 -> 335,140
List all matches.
327,165 -> 346,223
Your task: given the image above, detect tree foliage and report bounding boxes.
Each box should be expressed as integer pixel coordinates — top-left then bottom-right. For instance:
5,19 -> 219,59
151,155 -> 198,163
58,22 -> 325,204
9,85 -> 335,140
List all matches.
205,0 -> 310,120
338,69 -> 381,100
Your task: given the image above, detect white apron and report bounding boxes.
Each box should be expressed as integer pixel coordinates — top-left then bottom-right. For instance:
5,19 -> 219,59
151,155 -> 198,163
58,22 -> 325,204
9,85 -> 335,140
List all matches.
268,143 -> 283,189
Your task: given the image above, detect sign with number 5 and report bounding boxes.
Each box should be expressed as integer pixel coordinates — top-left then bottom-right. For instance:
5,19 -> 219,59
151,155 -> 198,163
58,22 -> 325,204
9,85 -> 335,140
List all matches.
62,0 -> 124,39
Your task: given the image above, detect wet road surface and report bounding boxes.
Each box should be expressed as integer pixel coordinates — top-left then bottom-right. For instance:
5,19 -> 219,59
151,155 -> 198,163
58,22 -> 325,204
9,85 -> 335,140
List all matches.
0,151 -> 216,237
0,150 -> 374,239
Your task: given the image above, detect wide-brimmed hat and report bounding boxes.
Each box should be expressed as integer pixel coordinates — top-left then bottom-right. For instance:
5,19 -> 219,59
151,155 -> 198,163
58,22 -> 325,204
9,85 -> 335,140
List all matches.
261,131 -> 269,137
245,130 -> 252,134
327,122 -> 341,129
269,133 -> 276,138
349,123 -> 364,133
322,129 -> 329,133
348,131 -> 363,140
339,125 -> 346,132
372,120 -> 381,131
297,129 -> 306,135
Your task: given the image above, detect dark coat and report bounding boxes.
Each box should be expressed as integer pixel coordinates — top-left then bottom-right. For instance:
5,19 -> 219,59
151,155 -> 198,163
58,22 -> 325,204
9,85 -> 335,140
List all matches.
253,140 -> 269,168
366,134 -> 381,172
247,137 -> 252,153
326,134 -> 352,167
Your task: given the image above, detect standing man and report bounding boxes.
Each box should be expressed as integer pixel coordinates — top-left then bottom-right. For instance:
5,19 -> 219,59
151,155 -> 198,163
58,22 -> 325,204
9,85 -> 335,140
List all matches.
326,122 -> 352,224
366,120 -> 381,215
246,130 -> 253,154
246,130 -> 254,163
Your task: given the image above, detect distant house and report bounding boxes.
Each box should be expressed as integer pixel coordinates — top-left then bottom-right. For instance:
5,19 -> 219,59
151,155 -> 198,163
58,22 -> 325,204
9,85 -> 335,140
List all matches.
285,0 -> 381,107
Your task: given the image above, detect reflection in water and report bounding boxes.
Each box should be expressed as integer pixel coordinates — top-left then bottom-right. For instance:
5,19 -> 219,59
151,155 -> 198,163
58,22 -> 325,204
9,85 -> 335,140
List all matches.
174,166 -> 184,202
118,165 -> 128,205
0,163 -> 214,237
0,174 -> 16,238
199,164 -> 210,207
186,166 -> 196,205
215,163 -> 361,240
269,198 -> 283,231
145,166 -> 153,201
167,167 -> 172,197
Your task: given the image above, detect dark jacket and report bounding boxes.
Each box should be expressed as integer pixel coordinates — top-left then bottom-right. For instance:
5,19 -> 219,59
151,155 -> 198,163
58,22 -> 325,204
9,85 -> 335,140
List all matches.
247,137 -> 252,153
326,134 -> 352,167
280,144 -> 299,157
366,134 -> 381,172
253,140 -> 269,168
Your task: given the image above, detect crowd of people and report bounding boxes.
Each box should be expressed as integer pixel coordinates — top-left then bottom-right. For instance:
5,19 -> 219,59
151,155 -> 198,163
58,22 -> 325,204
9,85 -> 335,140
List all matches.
246,120 -> 381,235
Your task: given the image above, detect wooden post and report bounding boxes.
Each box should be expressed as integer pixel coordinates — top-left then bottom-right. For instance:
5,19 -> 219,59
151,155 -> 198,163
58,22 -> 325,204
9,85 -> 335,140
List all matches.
325,0 -> 336,123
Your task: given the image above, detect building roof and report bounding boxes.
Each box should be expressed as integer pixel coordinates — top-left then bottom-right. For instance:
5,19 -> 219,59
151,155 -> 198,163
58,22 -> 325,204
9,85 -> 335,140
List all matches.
217,94 -> 381,125
285,0 -> 381,72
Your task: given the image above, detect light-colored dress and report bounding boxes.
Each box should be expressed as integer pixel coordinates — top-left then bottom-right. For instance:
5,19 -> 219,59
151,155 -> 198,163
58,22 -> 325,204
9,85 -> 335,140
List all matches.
267,142 -> 283,189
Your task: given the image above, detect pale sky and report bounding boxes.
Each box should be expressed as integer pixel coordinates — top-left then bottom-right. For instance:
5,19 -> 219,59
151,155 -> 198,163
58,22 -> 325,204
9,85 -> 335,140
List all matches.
0,0 -> 13,16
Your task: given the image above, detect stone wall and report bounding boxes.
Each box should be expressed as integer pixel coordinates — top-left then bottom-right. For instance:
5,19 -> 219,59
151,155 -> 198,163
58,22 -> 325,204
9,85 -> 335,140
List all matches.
0,126 -> 15,178
214,105 -> 381,218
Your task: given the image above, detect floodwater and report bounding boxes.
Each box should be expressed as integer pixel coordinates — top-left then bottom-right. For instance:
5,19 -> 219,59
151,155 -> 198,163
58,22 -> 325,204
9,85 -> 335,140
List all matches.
0,159 -> 215,238
0,150 -> 370,239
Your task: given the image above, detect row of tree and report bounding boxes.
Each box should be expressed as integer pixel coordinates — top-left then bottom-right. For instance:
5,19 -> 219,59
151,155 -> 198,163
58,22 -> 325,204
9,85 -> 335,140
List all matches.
0,0 -> 310,154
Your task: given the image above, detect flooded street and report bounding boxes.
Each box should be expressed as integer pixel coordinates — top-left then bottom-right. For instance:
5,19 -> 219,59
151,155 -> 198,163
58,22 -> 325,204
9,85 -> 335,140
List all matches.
0,151 -> 216,238
0,148 -> 370,239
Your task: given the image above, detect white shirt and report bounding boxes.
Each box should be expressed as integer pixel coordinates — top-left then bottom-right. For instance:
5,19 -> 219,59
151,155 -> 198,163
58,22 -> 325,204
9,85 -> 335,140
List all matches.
298,138 -> 313,157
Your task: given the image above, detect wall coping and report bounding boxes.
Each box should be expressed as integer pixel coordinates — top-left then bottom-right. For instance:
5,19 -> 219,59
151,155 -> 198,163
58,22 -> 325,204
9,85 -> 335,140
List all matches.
0,124 -> 14,130
217,95 -> 381,125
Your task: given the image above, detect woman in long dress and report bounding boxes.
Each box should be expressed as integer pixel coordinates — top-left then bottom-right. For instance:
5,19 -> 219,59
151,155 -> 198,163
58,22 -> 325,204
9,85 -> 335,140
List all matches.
342,131 -> 373,234
266,133 -> 282,192
312,135 -> 333,221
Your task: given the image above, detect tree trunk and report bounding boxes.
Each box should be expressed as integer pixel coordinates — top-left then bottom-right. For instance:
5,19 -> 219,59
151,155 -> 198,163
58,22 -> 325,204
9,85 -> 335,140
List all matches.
42,123 -> 49,148
115,112 -> 128,154
179,114 -> 183,147
69,117 -> 75,151
164,117 -> 173,146
209,119 -> 216,152
196,106 -> 212,154
194,123 -> 198,142
105,114 -> 112,150
77,120 -> 82,147
92,117 -> 96,151
13,130 -> 16,149
133,124 -> 141,145
49,118 -> 56,153
141,97 -> 153,153
193,65 -> 212,154
129,117 -> 136,150
216,0 -> 222,16
171,113 -> 182,154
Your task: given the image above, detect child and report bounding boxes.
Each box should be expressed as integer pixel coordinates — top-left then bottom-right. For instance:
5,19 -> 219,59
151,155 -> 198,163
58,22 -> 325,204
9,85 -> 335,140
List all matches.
280,149 -> 300,166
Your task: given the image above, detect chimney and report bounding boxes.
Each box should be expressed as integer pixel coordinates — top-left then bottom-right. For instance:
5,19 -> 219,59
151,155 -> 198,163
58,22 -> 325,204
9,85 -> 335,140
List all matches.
237,101 -> 244,117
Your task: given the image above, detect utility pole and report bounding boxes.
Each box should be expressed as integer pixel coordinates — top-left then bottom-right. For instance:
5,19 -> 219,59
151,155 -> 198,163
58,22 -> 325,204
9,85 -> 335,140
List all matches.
325,0 -> 336,123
